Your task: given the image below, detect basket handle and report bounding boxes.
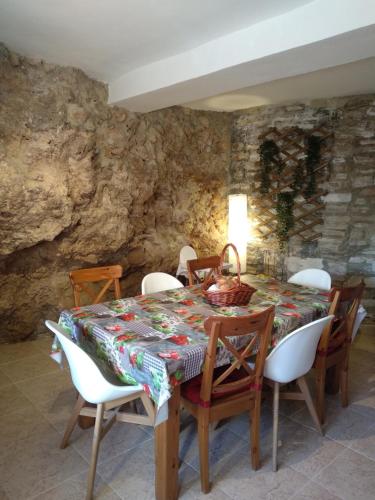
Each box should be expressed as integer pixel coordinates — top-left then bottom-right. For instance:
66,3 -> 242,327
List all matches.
221,243 -> 241,282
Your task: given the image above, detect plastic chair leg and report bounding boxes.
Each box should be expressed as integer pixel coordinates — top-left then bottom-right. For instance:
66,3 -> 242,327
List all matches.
272,382 -> 280,472
86,403 -> 104,500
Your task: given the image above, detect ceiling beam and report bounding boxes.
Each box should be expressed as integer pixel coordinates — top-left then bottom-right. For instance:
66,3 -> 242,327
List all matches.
109,0 -> 375,112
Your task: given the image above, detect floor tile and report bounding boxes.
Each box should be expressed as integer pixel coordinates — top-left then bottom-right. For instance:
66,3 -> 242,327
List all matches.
70,419 -> 153,465
2,352 -> 60,382
38,386 -> 80,434
314,448 -> 375,500
0,341 -> 42,365
32,333 -> 55,354
0,408 -> 88,499
0,369 -> 12,389
98,439 -> 156,500
353,326 -> 375,354
348,391 -> 375,420
0,383 -> 35,416
324,406 -> 375,450
179,463 -> 232,499
212,450 -> 309,500
179,420 -> 248,472
16,368 -> 73,404
291,480 -> 342,499
264,417 -> 345,477
345,421 -> 375,461
0,407 -> 59,452
222,404 -> 275,442
31,470 -> 121,500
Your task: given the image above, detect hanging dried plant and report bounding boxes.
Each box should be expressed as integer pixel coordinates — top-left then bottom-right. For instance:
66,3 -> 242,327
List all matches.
259,140 -> 282,193
304,135 -> 322,199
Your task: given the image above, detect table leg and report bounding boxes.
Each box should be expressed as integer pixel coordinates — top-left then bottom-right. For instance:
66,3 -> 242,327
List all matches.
154,385 -> 180,500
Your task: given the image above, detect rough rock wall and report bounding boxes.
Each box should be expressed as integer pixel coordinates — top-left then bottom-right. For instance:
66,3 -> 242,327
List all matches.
230,96 -> 375,311
0,45 -> 230,341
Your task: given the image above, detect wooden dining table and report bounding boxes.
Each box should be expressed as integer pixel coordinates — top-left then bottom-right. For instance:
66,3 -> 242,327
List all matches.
56,274 -> 331,499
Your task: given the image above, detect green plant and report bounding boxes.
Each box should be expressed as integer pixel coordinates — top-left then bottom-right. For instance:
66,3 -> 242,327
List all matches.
276,192 -> 295,247
259,140 -> 281,193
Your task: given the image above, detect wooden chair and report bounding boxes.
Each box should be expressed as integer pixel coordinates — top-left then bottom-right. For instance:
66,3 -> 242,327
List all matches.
46,321 -> 155,500
314,281 -> 365,423
180,306 -> 275,493
69,265 -> 123,306
186,255 -> 221,286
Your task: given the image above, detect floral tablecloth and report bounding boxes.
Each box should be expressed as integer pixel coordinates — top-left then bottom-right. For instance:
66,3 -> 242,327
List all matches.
56,274 -> 331,410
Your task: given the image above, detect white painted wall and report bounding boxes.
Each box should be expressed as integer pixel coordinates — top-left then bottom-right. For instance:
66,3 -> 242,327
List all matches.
109,0 -> 375,111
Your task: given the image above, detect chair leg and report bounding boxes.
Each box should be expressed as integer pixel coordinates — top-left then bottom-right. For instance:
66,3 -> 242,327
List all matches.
197,410 -> 210,494
297,376 -> 323,436
60,394 -> 86,449
272,382 -> 280,472
315,365 -> 326,425
86,403 -> 104,500
250,394 -> 262,471
340,356 -> 349,408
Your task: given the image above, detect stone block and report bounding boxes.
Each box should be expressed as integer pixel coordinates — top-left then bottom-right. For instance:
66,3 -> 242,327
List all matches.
352,176 -> 373,189
364,277 -> 375,288
323,192 -> 352,203
285,256 -> 323,274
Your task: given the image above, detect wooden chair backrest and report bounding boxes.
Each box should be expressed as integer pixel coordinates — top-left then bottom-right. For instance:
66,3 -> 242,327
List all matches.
187,255 -> 221,286
69,265 -> 123,306
200,306 -> 275,405
318,281 -> 365,353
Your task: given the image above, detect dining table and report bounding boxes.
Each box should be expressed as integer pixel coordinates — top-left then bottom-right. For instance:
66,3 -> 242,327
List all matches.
54,273 -> 332,500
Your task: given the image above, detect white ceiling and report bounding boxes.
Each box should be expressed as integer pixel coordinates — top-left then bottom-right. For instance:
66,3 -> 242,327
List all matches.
186,58 -> 375,111
1,0 -> 375,112
0,0 -> 310,81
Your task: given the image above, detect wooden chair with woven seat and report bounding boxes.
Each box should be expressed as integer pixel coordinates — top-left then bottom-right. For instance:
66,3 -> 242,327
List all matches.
314,281 -> 365,423
181,306 -> 275,494
186,255 -> 221,286
69,265 -> 123,306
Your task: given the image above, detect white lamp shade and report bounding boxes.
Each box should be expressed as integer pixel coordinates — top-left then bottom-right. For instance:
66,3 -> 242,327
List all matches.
228,194 -> 248,272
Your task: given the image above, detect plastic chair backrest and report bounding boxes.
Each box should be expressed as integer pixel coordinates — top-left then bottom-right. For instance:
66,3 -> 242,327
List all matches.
180,246 -> 198,265
69,265 -> 123,306
264,315 -> 334,384
141,272 -> 184,295
288,269 -> 331,291
46,320 -> 125,404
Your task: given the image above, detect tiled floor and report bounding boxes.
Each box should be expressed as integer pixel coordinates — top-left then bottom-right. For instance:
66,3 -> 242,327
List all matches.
0,323 -> 374,500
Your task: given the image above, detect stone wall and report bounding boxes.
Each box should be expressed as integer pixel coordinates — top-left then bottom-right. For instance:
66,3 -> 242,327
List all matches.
230,96 -> 375,311
1,42 -> 374,341
0,45 -> 231,341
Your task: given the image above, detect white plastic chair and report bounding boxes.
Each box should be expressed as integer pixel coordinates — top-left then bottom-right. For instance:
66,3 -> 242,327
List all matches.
288,269 -> 331,290
45,320 -> 155,500
176,245 -> 198,277
263,315 -> 334,471
141,272 -> 183,295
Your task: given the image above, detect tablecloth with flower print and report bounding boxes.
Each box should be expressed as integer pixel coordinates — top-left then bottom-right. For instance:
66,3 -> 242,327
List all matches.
56,274 -> 331,410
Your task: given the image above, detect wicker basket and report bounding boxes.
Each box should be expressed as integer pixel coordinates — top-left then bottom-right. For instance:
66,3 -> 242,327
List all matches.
202,243 -> 256,306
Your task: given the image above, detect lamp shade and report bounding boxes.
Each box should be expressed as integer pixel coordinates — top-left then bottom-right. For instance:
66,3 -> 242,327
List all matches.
228,194 -> 248,272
